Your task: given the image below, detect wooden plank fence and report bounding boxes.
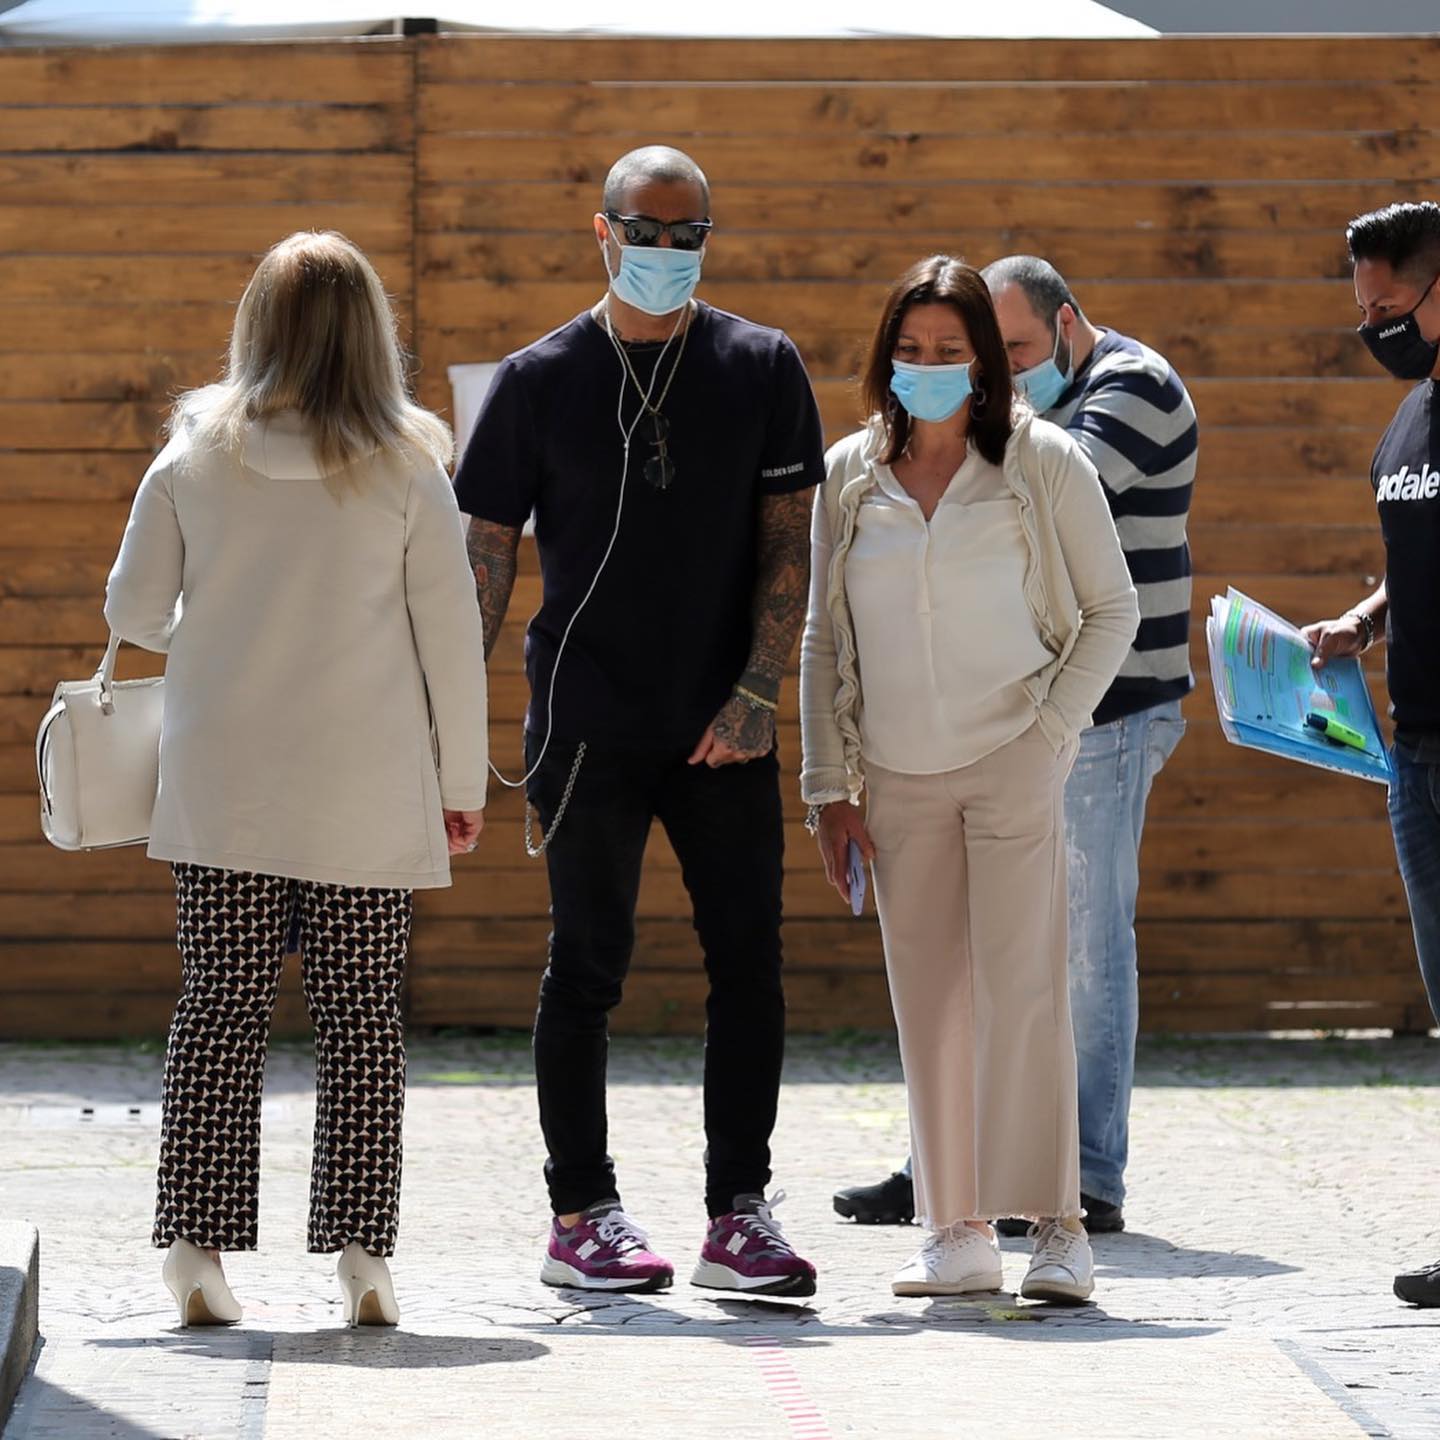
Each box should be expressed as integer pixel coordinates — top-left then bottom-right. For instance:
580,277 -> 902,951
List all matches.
2,32 -> 1436,1037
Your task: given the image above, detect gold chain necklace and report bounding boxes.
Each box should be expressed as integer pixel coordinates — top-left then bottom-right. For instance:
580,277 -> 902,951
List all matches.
604,298 -> 691,420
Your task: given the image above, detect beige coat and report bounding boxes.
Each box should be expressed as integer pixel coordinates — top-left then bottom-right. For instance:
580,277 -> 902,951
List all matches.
105,413 -> 489,890
799,409 -> 1139,805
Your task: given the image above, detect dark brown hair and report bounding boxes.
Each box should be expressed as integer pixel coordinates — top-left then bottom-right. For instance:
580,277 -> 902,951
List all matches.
859,255 -> 1015,467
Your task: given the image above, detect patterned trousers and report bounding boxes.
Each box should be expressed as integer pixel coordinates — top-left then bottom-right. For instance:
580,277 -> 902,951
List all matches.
153,863 -> 413,1256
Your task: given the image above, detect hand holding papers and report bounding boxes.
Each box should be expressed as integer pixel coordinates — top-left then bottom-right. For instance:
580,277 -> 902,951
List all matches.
1205,587 -> 1393,785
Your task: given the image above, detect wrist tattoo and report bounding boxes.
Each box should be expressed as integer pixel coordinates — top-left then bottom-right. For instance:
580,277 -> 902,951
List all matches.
737,669 -> 781,705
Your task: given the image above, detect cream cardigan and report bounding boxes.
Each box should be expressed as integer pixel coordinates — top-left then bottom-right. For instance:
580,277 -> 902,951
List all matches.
105,414 -> 490,890
799,409 -> 1140,806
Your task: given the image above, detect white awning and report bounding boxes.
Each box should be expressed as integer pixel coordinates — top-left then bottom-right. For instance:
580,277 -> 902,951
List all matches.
0,0 -> 1159,43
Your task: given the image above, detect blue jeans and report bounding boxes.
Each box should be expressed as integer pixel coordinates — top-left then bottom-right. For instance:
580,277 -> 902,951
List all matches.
1387,736 -> 1440,1027
1065,699 -> 1186,1208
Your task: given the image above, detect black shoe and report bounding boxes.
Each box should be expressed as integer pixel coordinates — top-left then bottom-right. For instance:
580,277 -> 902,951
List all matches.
1081,1194 -> 1125,1234
994,1194 -> 1125,1239
1395,1260 -> 1440,1306
833,1171 -> 914,1224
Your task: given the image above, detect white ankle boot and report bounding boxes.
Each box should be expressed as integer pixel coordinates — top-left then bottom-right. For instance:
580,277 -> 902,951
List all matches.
337,1241 -> 399,1326
162,1239 -> 242,1327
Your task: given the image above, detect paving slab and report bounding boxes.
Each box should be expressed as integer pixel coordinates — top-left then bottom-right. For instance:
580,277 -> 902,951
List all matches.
0,1033 -> 1436,1439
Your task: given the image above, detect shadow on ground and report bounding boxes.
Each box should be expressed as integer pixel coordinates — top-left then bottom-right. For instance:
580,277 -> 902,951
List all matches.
471,1289 -> 1222,1345
87,1331 -> 549,1368
1025,1231 -> 1301,1280
5,1375 -> 174,1440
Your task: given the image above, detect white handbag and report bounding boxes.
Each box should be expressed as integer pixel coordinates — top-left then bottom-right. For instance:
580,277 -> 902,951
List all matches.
36,633 -> 164,851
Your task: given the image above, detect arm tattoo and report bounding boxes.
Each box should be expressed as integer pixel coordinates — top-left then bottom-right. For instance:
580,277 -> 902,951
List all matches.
741,488 -> 814,699
709,489 -> 812,757
465,517 -> 522,661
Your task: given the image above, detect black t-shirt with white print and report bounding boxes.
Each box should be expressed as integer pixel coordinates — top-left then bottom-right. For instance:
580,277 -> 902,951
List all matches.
453,303 -> 824,748
1372,378 -> 1440,736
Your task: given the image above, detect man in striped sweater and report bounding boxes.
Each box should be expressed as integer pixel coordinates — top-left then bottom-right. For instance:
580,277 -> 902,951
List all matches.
833,256 -> 1197,1235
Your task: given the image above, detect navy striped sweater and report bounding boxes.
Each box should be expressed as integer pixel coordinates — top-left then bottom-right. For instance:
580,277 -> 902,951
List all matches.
1049,328 -> 1197,725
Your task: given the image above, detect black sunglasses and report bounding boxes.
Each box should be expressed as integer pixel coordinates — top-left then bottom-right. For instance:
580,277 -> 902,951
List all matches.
605,211 -> 713,252
642,410 -> 674,490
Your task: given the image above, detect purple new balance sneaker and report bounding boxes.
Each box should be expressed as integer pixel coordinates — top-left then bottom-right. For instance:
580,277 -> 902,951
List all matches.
691,1192 -> 817,1297
540,1201 -> 674,1292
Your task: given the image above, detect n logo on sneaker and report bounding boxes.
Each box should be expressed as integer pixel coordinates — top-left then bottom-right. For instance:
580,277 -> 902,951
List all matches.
577,1240 -> 600,1259
725,1232 -> 747,1256
1377,463 -> 1440,503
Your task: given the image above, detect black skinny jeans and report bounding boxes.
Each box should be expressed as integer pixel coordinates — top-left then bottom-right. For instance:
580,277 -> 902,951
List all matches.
526,733 -> 787,1219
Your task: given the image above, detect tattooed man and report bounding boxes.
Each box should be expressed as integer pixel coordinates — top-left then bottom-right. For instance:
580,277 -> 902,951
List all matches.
454,146 -> 823,1297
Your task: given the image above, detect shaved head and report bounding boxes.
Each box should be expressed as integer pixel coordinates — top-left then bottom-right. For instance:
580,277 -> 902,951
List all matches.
981,254 -> 1083,332
602,146 -> 710,215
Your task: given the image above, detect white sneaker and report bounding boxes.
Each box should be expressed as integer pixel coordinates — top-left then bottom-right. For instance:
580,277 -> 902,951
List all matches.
1020,1219 -> 1094,1303
892,1224 -> 1003,1296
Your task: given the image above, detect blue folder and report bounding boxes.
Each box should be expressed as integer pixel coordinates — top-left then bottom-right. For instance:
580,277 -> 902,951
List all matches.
1206,588 -> 1392,787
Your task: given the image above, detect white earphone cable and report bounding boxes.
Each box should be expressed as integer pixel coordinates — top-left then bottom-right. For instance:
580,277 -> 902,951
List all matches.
487,299 -> 688,794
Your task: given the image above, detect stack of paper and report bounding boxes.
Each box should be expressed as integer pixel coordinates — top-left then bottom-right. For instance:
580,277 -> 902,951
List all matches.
1205,587 -> 1392,785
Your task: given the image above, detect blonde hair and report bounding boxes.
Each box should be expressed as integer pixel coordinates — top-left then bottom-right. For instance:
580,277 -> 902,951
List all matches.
173,231 -> 451,475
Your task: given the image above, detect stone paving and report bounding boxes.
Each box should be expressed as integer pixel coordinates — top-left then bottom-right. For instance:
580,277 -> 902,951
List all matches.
1,1031 -> 1438,1439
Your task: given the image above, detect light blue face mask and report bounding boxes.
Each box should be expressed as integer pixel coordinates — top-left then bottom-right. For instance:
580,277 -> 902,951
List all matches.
889,358 -> 975,423
1013,328 -> 1074,413
605,225 -> 704,316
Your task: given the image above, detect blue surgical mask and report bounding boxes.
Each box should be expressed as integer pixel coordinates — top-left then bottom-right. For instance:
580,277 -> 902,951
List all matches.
1014,328 -> 1073,412
605,225 -> 704,316
889,358 -> 974,423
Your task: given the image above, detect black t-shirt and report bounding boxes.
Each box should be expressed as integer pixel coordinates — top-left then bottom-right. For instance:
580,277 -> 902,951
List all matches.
453,303 -> 824,747
1371,378 -> 1440,735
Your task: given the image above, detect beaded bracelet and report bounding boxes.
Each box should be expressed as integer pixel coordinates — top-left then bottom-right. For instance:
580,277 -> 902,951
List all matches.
1347,610 -> 1376,651
734,684 -> 779,713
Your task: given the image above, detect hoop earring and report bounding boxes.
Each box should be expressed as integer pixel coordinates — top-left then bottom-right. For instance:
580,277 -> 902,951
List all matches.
971,384 -> 988,414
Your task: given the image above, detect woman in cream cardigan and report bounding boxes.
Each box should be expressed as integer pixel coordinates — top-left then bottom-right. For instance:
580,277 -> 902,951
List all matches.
800,256 -> 1138,1303
105,232 -> 490,1329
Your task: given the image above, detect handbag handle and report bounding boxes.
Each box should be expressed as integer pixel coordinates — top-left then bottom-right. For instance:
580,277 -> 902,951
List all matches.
35,699 -> 65,817
93,632 -> 122,716
37,632 -> 122,811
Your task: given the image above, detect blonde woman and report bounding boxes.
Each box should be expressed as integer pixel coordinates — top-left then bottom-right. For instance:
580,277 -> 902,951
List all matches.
799,257 -> 1138,1302
104,232 -> 489,1328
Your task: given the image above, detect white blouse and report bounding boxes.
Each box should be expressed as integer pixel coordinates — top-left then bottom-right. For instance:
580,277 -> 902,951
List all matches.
844,449 -> 1054,774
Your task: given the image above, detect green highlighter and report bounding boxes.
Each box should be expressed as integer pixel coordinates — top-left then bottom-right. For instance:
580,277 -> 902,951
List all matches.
1305,711 -> 1368,751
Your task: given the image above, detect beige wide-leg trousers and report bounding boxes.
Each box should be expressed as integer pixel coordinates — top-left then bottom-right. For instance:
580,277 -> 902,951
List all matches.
867,721 -> 1082,1227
